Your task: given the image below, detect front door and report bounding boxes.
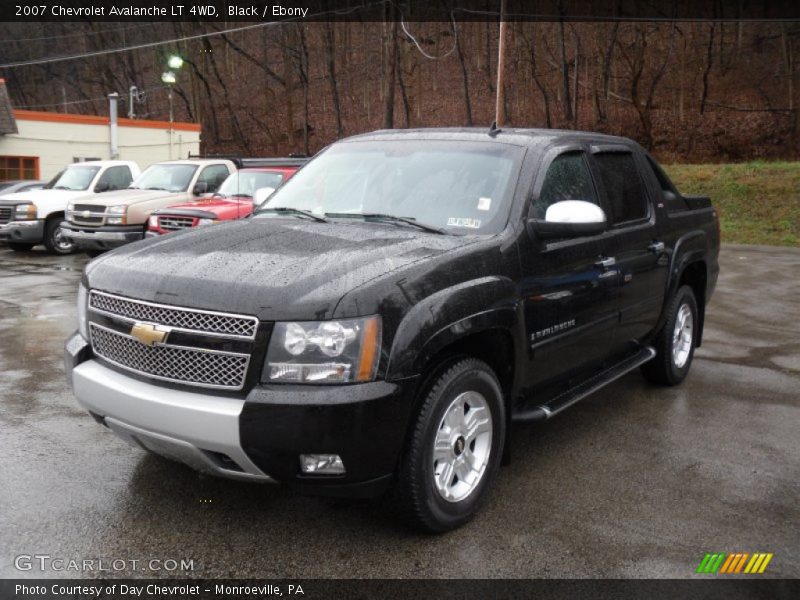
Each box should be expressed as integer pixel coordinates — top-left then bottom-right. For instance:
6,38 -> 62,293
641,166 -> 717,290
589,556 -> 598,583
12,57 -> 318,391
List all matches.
518,148 -> 621,391
589,148 -> 668,345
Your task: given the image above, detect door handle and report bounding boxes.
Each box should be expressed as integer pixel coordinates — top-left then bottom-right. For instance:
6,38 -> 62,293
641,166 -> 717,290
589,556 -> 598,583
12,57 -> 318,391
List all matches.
595,256 -> 616,269
648,241 -> 665,254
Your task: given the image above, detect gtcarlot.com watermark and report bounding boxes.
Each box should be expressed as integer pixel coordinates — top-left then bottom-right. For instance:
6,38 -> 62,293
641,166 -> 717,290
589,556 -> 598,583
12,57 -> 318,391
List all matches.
15,554 -> 195,573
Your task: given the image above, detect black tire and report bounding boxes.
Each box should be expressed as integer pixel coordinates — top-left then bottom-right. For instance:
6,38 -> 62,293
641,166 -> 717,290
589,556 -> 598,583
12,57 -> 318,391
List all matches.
641,285 -> 699,386
43,218 -> 75,255
395,357 -> 506,533
8,242 -> 34,252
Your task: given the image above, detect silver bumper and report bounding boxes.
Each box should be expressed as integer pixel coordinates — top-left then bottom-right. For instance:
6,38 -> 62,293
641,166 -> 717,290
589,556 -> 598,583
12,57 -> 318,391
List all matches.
72,359 -> 273,482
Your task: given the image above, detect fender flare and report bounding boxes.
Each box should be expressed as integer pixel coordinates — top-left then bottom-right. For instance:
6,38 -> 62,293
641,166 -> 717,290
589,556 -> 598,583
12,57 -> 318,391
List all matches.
655,230 -> 709,342
385,276 -> 525,385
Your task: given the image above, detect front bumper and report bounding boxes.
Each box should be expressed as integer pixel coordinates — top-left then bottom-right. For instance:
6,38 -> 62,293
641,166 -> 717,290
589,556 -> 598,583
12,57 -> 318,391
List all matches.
65,332 -> 417,497
60,223 -> 143,250
0,219 -> 44,244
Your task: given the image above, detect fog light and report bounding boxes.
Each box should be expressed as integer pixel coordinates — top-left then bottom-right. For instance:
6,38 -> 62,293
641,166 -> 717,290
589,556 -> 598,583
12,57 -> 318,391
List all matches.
300,454 -> 345,475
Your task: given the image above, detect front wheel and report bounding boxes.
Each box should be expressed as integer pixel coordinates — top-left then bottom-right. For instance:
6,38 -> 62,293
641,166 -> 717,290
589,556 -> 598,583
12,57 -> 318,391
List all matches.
641,285 -> 699,386
43,218 -> 75,255
395,358 -> 506,533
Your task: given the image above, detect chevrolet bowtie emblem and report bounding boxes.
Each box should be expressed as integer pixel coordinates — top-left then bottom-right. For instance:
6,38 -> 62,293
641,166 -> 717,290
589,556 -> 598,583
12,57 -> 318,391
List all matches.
130,322 -> 170,346
82,210 -> 91,218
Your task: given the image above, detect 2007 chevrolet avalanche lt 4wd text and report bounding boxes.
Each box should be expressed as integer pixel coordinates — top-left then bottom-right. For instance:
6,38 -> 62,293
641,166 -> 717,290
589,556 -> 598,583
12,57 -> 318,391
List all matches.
65,128 -> 720,532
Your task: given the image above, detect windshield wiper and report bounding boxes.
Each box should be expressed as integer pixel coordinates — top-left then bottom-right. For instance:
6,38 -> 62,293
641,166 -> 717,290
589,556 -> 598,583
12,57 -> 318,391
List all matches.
259,207 -> 329,223
53,185 -> 71,190
325,212 -> 447,234
145,186 -> 170,191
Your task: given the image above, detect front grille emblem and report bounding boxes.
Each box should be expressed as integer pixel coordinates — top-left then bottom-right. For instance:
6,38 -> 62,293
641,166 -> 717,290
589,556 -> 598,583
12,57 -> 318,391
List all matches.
130,322 -> 171,346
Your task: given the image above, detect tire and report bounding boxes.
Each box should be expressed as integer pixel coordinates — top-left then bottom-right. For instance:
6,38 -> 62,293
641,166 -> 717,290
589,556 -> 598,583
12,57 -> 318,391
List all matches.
43,218 -> 76,255
395,357 -> 506,533
641,285 -> 699,386
8,243 -> 34,252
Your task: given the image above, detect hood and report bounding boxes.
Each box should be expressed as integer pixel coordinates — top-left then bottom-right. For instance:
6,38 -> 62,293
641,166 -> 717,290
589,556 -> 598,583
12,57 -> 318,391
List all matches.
86,218 -> 474,321
72,188 -> 188,207
0,188 -> 95,204
162,196 -> 251,210
155,196 -> 252,218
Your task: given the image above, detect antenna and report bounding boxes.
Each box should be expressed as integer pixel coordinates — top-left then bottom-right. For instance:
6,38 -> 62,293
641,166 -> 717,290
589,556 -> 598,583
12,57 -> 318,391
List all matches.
488,121 -> 501,138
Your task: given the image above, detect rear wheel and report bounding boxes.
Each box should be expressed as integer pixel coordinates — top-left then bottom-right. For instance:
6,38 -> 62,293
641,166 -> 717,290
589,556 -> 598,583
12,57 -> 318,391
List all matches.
395,357 -> 506,533
641,285 -> 699,386
43,218 -> 75,255
8,243 -> 34,252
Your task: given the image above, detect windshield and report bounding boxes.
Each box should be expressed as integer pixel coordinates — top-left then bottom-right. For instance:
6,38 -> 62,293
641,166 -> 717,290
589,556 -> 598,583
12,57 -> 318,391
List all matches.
255,140 -> 523,234
132,164 -> 198,192
217,170 -> 285,198
48,166 -> 100,191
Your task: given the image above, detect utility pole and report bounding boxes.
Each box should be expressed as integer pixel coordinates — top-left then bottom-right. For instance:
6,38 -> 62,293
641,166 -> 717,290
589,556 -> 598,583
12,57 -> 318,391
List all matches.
108,93 -> 120,160
495,0 -> 508,127
128,85 -> 137,119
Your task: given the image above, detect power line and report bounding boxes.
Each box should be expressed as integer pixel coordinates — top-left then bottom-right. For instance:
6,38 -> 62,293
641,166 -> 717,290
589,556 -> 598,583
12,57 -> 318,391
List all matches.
0,24 -> 146,44
400,13 -> 459,60
16,86 -> 164,109
0,3 -> 376,69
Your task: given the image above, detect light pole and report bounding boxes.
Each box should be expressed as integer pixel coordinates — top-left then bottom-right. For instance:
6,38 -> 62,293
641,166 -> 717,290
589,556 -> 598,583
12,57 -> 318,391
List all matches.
161,54 -> 183,159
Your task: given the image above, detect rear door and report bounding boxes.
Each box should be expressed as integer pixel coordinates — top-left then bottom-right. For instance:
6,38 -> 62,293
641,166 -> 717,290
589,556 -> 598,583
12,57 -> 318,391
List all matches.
589,146 -> 668,346
518,146 -> 621,390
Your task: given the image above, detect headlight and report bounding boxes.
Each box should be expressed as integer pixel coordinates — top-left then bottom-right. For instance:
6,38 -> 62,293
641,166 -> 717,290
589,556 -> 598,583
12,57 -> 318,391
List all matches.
77,284 -> 89,340
148,215 -> 158,228
106,205 -> 127,225
197,218 -> 217,226
15,204 -> 37,220
264,316 -> 381,384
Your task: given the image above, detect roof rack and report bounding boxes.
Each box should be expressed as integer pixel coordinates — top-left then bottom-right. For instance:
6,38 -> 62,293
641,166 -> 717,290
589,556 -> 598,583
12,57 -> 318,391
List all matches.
186,153 -> 309,168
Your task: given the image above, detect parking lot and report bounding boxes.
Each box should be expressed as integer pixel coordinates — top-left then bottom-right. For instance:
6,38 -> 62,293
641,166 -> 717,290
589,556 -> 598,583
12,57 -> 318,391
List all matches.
0,244 -> 797,578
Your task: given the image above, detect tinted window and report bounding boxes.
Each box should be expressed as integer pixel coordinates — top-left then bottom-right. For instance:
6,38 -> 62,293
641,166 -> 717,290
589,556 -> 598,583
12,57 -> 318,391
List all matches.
533,152 -> 597,219
255,140 -> 523,234
644,156 -> 688,211
594,152 -> 648,223
198,165 -> 230,192
97,166 -> 133,191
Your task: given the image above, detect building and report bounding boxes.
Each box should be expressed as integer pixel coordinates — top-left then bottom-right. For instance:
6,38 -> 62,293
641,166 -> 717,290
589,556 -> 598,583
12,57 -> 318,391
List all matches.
0,79 -> 201,181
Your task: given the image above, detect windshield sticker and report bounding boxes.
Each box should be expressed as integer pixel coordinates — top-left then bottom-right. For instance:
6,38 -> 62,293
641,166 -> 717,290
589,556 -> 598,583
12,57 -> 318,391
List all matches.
477,197 -> 492,211
447,217 -> 481,229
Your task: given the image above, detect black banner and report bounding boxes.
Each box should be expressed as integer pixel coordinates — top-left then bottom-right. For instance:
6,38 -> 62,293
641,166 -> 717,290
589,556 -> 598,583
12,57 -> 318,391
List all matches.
2,579 -> 800,600
2,0 -> 800,23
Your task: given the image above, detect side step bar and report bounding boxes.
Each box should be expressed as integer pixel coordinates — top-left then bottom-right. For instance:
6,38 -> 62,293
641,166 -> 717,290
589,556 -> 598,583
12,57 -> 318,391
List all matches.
513,346 -> 656,422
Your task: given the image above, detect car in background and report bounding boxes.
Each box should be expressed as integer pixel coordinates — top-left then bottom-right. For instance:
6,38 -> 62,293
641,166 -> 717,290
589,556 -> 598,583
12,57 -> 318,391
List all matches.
0,180 -> 47,195
146,163 -> 304,236
0,161 -> 140,254
60,159 -> 236,255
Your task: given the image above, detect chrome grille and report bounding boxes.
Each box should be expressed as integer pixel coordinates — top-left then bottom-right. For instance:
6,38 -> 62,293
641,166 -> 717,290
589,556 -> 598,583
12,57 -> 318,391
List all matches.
0,207 -> 11,225
90,323 -> 249,390
159,216 -> 195,231
71,204 -> 105,226
89,291 -> 257,338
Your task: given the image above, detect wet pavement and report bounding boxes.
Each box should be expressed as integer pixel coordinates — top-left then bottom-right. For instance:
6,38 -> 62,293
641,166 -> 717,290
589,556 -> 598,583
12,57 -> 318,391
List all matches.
0,244 -> 798,579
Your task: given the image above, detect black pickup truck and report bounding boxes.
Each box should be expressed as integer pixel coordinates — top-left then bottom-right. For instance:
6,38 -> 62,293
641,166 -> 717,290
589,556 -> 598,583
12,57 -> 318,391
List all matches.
65,128 -> 719,532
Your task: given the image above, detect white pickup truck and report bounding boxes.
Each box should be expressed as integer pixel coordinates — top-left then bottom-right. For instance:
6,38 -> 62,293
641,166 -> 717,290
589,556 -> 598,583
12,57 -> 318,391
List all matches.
0,160 -> 141,254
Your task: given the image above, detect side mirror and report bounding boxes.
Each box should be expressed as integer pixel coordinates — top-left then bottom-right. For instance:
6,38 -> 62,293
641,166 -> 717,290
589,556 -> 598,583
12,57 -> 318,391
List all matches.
193,181 -> 209,196
253,187 -> 276,206
94,182 -> 111,193
527,200 -> 607,238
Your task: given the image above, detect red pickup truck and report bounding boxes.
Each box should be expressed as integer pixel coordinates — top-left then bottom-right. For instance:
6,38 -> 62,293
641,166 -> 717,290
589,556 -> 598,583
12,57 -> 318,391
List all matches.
146,164 -> 302,235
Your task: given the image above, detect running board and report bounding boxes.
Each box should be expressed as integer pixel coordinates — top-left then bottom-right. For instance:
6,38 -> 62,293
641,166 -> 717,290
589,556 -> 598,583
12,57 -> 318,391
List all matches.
513,346 -> 656,422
